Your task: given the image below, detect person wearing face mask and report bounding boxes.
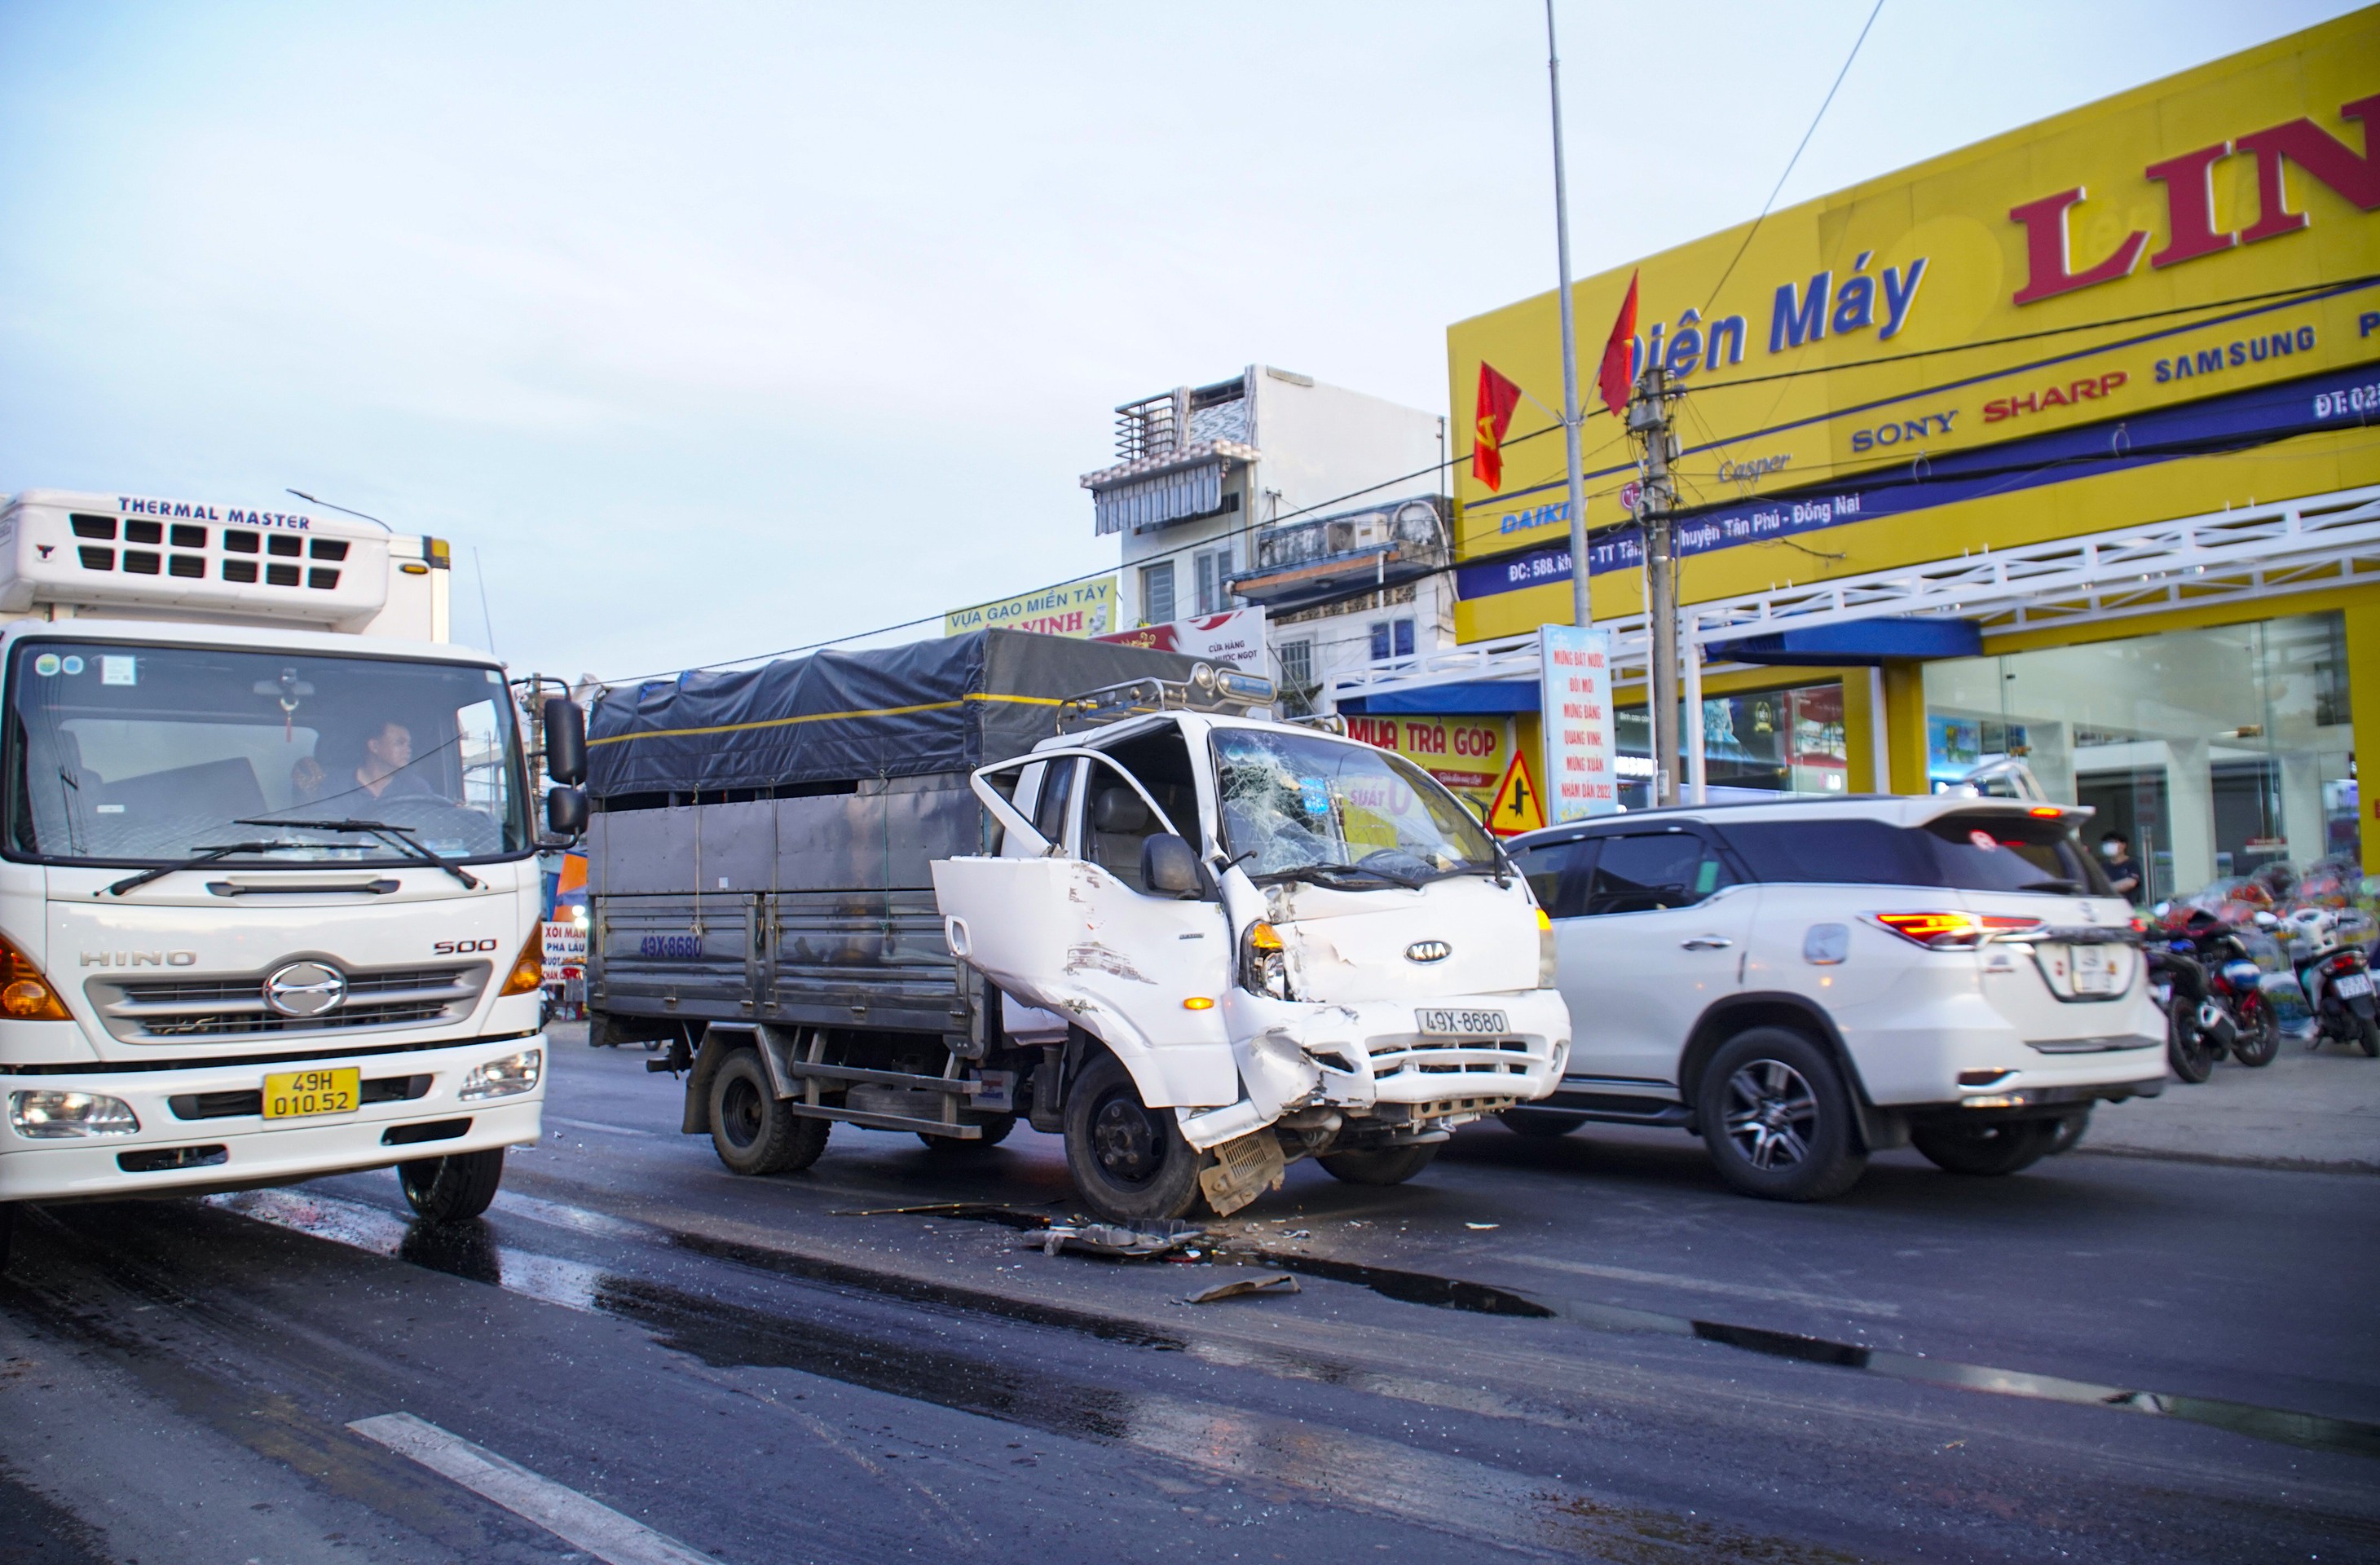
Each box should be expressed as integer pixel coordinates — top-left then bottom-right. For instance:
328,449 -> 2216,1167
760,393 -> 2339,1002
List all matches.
2099,831 -> 2141,902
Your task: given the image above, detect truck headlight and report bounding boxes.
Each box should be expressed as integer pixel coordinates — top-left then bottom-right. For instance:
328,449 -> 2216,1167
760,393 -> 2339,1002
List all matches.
459,1049 -> 542,1101
1240,921 -> 1295,1002
10,1090 -> 139,1138
1537,909 -> 1558,987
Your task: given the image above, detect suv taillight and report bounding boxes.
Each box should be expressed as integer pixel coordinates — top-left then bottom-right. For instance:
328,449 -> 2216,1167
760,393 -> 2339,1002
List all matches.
1870,912 -> 2044,950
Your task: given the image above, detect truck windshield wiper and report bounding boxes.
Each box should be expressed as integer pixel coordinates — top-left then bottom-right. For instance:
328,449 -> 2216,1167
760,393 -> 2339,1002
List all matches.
103,840 -> 315,897
239,818 -> 482,890
1254,863 -> 1397,890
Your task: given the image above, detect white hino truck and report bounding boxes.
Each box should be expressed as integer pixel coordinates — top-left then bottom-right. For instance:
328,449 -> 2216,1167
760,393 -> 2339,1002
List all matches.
0,488 -> 580,1267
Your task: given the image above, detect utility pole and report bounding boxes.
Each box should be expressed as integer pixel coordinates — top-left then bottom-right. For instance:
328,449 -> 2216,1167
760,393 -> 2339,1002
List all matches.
1627,365 -> 1681,806
1544,0 -> 1592,629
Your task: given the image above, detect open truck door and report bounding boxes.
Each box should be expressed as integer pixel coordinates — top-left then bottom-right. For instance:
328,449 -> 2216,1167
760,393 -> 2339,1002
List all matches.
932,748 -> 1236,1111
932,747 -> 1258,1221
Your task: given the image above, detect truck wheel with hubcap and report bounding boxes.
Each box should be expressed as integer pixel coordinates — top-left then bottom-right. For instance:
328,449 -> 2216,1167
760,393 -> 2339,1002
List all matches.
1317,1144 -> 1440,1184
1911,1118 -> 2060,1176
399,1147 -> 507,1223
1696,1029 -> 1867,1201
707,1049 -> 828,1175
1062,1052 -> 1204,1222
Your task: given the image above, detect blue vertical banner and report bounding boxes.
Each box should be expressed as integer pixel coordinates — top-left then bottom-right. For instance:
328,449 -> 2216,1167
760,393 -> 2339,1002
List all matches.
1540,624 -> 1618,823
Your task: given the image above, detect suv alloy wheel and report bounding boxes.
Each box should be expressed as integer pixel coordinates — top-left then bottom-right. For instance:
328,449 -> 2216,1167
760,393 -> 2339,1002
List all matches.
1695,1028 -> 1867,1201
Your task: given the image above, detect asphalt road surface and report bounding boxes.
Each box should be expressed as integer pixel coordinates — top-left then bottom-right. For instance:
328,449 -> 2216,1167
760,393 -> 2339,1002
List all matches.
2,1029 -> 2375,1564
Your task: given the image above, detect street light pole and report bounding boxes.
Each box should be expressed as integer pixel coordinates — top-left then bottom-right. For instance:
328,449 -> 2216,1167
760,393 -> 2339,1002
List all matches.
1545,0 -> 1592,630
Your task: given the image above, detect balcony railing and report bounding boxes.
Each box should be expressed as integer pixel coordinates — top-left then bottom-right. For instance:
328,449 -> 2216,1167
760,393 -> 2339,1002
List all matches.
1229,496 -> 1448,611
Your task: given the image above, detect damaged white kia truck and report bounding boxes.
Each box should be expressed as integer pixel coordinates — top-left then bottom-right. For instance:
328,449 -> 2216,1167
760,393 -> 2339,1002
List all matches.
584,630 -> 1569,1221
0,489 -> 570,1267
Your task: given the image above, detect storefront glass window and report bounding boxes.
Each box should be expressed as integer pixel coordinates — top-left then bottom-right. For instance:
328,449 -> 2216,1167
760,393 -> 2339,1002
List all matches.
1613,680 -> 1848,807
1923,611 -> 2356,904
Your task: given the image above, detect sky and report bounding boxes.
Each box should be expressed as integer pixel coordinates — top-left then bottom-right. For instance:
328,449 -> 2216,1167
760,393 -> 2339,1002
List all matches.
0,1 -> 2356,682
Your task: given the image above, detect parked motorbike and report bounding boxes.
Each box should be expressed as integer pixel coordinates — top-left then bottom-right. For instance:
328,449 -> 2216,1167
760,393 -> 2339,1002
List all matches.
2281,908 -> 2380,1056
2145,943 -> 2214,1083
2150,906 -> 2281,1070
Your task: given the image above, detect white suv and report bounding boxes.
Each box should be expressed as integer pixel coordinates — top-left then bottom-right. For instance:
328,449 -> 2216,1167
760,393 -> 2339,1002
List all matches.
1505,796 -> 2166,1200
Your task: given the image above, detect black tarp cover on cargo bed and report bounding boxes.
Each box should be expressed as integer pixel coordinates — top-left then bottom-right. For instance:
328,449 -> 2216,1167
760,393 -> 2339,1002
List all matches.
586,629 -> 1203,796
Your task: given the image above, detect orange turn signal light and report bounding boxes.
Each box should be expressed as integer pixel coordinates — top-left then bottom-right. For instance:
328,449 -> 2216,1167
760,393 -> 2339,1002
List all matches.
0,932 -> 69,1021
1182,996 -> 1216,1011
2027,805 -> 2063,818
1247,921 -> 1284,951
499,923 -> 546,996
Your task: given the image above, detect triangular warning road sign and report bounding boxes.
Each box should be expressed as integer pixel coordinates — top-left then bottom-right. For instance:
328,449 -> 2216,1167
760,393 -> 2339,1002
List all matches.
1483,752 -> 1544,836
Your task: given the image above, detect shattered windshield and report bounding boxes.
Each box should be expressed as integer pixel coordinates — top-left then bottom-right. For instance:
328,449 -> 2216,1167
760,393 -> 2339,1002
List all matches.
1210,726 -> 1500,886
6,640 -> 530,866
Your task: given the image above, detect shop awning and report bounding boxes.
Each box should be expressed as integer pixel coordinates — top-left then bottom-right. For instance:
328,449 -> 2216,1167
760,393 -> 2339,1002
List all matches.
1337,679 -> 1540,716
1708,616 -> 1981,666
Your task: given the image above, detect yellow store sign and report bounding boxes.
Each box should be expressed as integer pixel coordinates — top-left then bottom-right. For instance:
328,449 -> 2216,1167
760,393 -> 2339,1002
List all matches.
1448,11 -> 2380,640
945,576 -> 1118,639
1342,713 -> 1513,818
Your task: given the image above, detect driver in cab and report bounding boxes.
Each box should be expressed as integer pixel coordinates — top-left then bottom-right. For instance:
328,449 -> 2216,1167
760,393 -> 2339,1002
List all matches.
292,721 -> 441,805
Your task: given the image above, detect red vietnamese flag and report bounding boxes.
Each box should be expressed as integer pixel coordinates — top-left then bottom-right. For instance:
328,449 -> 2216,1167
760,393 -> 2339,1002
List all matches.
1596,271 -> 1641,417
1472,361 -> 1523,492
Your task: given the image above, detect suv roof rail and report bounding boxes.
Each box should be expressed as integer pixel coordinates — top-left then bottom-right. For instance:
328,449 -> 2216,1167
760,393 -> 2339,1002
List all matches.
1514,790 -> 2097,835
1056,663 -> 1276,731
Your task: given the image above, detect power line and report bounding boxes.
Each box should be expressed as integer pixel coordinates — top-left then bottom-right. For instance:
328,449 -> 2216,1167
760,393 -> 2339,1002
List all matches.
1457,273 -> 2379,513
1699,0 -> 1884,320
593,274 -> 2367,686
1680,273 -> 2376,396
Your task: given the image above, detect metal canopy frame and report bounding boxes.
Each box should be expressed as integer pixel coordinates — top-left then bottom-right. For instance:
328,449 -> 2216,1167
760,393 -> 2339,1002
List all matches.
1331,483 -> 2380,703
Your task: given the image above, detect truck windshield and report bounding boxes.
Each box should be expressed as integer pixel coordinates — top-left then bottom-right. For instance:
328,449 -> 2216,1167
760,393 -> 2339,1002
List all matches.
1211,726 -> 1499,885
6,640 -> 529,866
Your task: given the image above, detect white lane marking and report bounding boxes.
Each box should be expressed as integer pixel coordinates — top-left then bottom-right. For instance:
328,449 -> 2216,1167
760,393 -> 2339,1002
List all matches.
1501,1253 -> 1902,1318
548,1116 -> 659,1137
349,1412 -> 715,1565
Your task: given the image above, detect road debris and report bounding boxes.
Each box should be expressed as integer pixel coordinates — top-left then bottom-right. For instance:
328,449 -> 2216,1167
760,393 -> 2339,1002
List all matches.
1465,1222 -> 1500,1231
1037,1219 -> 1206,1259
1186,1272 -> 1301,1304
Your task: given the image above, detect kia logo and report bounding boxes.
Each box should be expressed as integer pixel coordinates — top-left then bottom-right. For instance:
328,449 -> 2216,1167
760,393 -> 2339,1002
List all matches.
1406,941 -> 1452,963
263,961 -> 347,1018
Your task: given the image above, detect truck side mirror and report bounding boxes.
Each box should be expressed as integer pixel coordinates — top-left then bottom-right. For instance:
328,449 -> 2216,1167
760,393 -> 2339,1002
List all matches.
547,786 -> 588,837
1141,833 -> 1200,897
544,696 -> 587,786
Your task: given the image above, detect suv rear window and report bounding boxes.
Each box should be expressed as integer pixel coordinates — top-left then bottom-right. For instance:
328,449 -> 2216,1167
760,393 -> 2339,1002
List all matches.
1714,813 -> 2112,896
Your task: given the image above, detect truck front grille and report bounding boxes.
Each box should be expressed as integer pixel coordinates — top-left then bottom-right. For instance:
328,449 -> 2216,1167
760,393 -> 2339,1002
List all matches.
1368,1036 -> 1534,1079
91,964 -> 487,1043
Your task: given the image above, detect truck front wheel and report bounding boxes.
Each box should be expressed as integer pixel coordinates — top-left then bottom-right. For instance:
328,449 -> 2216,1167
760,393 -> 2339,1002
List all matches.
708,1050 -> 829,1175
399,1148 -> 506,1223
1063,1053 -> 1204,1222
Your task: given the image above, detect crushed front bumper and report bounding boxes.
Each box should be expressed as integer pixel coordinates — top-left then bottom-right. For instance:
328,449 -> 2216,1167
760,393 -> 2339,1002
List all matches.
1180,989 -> 1570,1149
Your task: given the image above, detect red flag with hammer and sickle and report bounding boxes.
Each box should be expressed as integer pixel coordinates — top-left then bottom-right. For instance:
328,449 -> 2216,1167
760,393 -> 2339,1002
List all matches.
1472,361 -> 1523,492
